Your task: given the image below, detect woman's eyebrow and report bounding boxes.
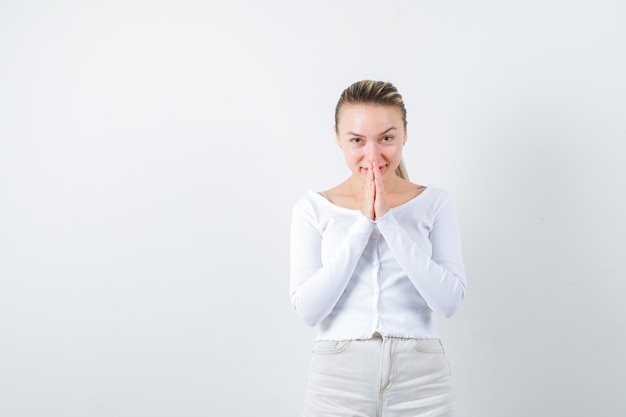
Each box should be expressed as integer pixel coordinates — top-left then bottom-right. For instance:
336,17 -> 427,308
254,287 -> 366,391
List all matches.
345,127 -> 397,137
378,127 -> 397,135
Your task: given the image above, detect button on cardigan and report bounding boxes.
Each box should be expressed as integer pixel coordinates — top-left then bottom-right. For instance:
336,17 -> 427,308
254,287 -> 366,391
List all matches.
289,186 -> 467,341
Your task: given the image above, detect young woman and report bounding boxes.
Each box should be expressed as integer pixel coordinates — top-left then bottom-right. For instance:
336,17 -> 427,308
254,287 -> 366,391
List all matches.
290,80 -> 467,417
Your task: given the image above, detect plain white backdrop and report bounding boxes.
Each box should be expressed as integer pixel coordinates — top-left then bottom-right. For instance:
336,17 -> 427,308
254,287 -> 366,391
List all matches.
1,1 -> 625,416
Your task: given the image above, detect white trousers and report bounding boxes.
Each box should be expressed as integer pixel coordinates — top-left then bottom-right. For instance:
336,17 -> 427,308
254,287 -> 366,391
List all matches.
302,335 -> 455,417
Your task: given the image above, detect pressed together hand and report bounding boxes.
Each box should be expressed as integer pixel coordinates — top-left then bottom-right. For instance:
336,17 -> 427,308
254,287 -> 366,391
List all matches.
362,161 -> 390,221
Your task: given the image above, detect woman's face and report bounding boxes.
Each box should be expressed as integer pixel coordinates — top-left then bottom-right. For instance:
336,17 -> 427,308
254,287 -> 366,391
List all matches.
335,104 -> 406,180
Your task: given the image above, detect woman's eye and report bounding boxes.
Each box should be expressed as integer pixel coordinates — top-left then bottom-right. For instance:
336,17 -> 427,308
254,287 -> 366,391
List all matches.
350,138 -> 362,144
382,136 -> 393,142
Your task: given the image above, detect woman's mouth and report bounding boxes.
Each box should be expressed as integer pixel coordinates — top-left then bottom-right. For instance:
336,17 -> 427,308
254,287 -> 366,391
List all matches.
361,165 -> 387,172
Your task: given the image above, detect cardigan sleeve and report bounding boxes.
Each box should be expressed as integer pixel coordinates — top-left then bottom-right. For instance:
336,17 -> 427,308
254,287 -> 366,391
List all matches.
289,196 -> 374,326
375,195 -> 467,317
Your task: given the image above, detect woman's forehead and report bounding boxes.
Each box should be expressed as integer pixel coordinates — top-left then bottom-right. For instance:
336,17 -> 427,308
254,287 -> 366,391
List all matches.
337,104 -> 404,130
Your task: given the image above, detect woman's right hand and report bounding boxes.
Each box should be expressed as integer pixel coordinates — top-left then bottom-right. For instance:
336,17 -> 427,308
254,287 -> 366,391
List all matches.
363,161 -> 390,220
362,162 -> 376,220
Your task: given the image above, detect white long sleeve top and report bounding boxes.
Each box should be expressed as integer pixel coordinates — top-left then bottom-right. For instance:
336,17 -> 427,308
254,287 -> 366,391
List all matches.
289,186 -> 467,341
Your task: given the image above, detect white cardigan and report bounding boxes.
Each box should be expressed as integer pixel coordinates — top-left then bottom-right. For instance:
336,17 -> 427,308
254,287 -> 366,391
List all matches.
289,186 -> 467,341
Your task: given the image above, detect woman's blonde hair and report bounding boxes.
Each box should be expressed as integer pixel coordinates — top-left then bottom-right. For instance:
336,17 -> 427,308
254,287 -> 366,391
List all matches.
335,80 -> 409,180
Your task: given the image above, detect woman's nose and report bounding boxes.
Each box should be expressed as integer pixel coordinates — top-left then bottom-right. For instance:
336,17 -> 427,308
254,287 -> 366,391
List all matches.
366,142 -> 381,161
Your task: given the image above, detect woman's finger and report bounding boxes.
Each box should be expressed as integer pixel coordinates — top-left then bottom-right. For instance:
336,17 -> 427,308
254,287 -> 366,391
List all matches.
373,163 -> 389,219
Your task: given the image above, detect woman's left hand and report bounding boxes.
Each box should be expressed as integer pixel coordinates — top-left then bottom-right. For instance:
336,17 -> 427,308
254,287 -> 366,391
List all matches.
372,161 -> 390,219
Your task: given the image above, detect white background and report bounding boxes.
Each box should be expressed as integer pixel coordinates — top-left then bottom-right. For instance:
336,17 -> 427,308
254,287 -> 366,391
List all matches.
1,1 -> 625,416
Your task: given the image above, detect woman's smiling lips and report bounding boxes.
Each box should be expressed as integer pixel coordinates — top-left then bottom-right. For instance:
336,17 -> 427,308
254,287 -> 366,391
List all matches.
361,165 -> 388,173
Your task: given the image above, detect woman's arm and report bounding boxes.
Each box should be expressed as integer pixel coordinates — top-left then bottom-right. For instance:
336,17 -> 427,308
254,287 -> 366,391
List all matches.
289,198 -> 374,326
376,197 -> 467,317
